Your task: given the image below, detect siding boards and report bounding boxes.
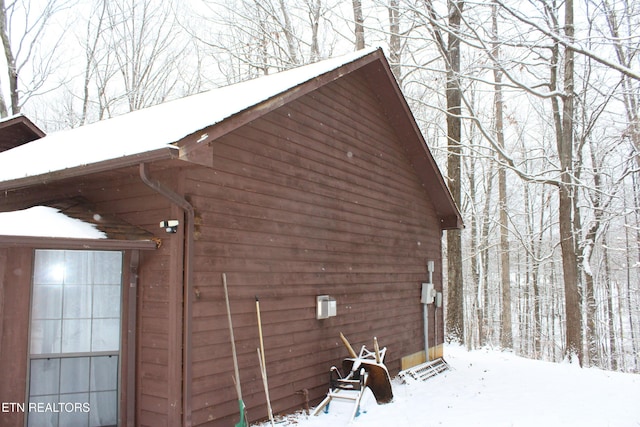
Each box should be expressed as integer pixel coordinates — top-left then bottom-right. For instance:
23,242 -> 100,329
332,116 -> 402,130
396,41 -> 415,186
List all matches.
187,71 -> 441,425
0,247 -> 31,427
254,108 -> 423,200
73,172 -> 180,426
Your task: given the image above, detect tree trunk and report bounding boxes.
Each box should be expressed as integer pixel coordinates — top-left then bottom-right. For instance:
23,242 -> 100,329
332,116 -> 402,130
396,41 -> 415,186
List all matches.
278,0 -> 299,65
548,0 -> 582,364
492,1 -> 512,350
583,139 -> 605,367
0,0 -> 18,116
309,0 -> 321,62
628,174 -> 640,371
388,0 -> 401,79
468,154 -> 481,348
444,0 -> 465,345
352,0 -> 365,50
559,0 -> 582,365
480,162 -> 494,346
603,237 -> 618,370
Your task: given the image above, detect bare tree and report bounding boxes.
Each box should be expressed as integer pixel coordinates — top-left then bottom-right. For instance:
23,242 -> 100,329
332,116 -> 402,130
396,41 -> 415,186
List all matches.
78,0 -> 109,125
388,0 -> 400,78
0,0 -> 71,117
105,0 -> 185,112
278,0 -> 300,64
491,0 -> 512,349
307,0 -> 322,62
352,0 -> 365,49
556,0 -> 582,364
423,0 -> 466,345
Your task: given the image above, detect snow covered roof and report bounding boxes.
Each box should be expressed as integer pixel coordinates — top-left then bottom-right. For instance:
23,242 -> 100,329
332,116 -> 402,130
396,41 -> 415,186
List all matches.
0,206 -> 106,239
0,47 -> 379,184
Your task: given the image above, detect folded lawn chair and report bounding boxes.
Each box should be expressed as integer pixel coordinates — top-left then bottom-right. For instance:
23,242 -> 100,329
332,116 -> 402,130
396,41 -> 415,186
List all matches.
313,335 -> 393,422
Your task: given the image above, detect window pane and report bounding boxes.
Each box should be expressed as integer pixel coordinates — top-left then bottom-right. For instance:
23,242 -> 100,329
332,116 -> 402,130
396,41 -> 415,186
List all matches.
30,359 -> 60,396
30,319 -> 61,355
58,393 -> 89,427
62,319 -> 92,353
32,285 -> 62,320
27,394 -> 59,427
60,357 -> 90,394
89,391 -> 117,427
92,252 -> 122,285
93,285 -> 120,318
33,250 -> 65,285
63,251 -> 91,285
91,319 -> 120,352
63,284 -> 92,319
90,356 -> 118,392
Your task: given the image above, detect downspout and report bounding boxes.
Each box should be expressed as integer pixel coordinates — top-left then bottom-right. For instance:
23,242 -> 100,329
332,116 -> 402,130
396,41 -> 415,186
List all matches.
422,261 -> 435,363
139,163 -> 194,427
127,250 -> 140,427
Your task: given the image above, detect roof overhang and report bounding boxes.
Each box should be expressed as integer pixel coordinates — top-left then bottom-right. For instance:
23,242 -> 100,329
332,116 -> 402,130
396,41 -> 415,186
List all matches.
0,235 -> 157,250
0,197 -> 159,249
0,114 -> 45,152
0,147 -> 178,192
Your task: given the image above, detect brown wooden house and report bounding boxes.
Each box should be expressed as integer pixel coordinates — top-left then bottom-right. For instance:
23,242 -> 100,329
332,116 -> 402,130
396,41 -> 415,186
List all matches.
0,48 -> 461,427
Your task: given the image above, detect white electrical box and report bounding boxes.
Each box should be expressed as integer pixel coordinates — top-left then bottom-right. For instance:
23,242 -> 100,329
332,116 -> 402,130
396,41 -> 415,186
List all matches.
316,295 -> 337,319
435,291 -> 443,308
421,283 -> 436,304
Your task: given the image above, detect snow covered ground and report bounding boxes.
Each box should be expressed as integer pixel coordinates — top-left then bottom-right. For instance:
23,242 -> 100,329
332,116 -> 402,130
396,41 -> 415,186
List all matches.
256,345 -> 640,427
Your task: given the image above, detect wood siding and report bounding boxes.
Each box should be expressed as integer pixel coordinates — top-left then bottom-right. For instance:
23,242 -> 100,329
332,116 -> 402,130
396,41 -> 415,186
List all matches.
186,70 -> 444,425
86,172 -> 182,427
0,247 -> 32,427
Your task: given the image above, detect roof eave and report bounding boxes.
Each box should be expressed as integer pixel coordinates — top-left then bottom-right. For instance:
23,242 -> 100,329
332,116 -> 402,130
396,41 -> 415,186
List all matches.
0,114 -> 45,137
0,146 -> 178,192
0,235 -> 158,250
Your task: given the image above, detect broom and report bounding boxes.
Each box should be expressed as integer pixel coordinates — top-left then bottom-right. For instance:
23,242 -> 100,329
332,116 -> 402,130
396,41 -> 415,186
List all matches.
222,273 -> 248,427
256,296 -> 275,426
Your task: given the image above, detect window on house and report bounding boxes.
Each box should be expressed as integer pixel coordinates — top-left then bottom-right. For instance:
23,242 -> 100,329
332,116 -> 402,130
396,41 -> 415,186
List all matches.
28,250 -> 123,427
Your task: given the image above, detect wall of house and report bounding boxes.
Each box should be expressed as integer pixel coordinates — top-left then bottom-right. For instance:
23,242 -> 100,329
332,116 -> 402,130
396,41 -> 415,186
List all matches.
0,247 -> 32,427
87,173 -> 181,427
185,70 -> 444,426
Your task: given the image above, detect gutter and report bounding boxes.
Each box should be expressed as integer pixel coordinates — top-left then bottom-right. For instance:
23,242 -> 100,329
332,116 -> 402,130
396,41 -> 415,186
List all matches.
139,163 -> 194,427
0,147 -> 178,192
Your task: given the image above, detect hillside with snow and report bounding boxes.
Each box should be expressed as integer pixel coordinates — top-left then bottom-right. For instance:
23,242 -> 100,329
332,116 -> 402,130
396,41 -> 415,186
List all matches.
256,345 -> 640,427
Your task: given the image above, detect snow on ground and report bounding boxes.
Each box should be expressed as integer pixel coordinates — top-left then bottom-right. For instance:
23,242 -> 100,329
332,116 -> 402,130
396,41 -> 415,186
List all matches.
255,345 -> 640,427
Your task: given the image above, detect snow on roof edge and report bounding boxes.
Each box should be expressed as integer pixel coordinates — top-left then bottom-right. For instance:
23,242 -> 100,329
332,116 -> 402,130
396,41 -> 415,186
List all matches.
0,206 -> 107,239
0,47 -> 381,184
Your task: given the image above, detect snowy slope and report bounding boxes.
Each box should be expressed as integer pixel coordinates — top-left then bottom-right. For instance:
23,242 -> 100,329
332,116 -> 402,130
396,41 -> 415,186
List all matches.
255,345 -> 640,427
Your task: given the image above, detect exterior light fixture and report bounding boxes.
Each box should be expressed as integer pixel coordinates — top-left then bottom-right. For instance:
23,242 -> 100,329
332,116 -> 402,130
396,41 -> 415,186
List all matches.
160,219 -> 179,233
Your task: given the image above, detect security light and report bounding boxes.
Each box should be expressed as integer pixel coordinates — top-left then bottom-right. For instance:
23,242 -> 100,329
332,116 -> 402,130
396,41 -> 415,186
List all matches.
160,219 -> 179,233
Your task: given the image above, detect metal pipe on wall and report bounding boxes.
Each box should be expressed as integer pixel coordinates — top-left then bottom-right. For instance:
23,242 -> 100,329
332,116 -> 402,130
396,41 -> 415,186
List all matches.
139,163 -> 195,427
